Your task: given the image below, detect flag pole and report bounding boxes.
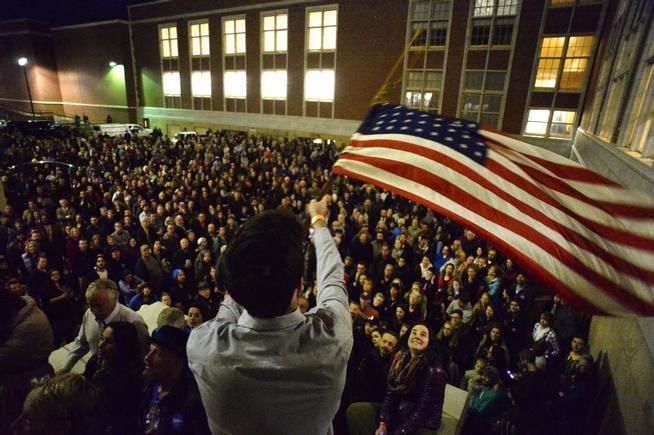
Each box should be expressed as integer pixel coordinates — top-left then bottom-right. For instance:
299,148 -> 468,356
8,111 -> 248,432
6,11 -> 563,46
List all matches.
369,25 -> 424,107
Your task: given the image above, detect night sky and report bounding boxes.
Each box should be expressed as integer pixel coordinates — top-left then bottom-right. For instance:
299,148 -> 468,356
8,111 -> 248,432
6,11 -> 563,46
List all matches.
0,0 -> 154,26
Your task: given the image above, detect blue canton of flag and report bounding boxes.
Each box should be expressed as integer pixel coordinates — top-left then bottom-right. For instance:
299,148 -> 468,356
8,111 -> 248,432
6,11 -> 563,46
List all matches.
358,104 -> 488,165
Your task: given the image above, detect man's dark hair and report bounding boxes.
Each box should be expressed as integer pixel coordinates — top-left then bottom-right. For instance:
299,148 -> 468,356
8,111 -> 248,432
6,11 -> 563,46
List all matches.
221,210 -> 304,318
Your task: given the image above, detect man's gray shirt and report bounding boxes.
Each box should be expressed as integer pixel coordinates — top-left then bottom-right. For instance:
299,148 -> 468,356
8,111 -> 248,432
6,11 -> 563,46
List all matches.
187,227 -> 353,435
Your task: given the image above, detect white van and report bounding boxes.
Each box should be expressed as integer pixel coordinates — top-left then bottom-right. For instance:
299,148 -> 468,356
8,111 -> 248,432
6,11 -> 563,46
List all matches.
93,123 -> 153,137
170,131 -> 198,145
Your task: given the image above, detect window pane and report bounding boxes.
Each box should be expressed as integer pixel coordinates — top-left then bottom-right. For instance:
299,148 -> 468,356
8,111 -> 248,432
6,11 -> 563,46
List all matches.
192,71 -> 212,97
192,38 -> 201,56
412,1 -> 430,21
161,28 -> 169,39
224,71 -> 246,98
309,28 -> 322,50
525,109 -> 550,135
425,71 -> 442,89
482,95 -> 502,113
323,26 -> 337,50
163,71 -> 181,96
309,12 -> 322,27
535,58 -> 560,88
191,24 -> 199,37
560,58 -> 588,90
430,22 -> 448,46
411,23 -> 428,46
405,91 -> 422,107
463,94 -> 481,114
162,41 -> 170,58
202,36 -> 210,55
471,19 -> 491,45
170,27 -> 177,38
264,16 -> 275,31
264,31 -> 275,52
567,36 -> 594,57
497,0 -> 519,16
236,34 -> 246,53
324,10 -> 337,26
481,114 -> 499,127
474,0 -> 494,17
262,70 -> 287,99
464,71 -> 484,90
225,34 -> 235,54
225,20 -> 234,34
485,72 -> 506,91
305,70 -> 334,102
235,19 -> 245,33
540,37 -> 565,57
431,1 -> 450,20
493,18 -> 513,45
277,14 -> 287,29
171,40 -> 178,57
277,30 -> 287,52
201,23 -> 209,36
407,71 -> 423,88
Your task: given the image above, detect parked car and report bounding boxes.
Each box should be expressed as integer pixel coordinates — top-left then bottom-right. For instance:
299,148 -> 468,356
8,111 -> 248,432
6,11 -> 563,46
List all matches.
6,120 -> 70,138
170,131 -> 198,145
92,123 -> 153,138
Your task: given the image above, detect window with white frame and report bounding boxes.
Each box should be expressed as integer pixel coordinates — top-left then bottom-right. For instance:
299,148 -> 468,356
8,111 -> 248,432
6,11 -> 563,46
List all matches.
263,13 -> 287,52
404,70 -> 443,112
308,8 -> 337,51
224,71 -> 247,98
160,24 -> 181,108
305,70 -> 334,102
190,22 -> 210,56
534,35 -> 594,90
461,70 -> 506,128
470,0 -> 519,46
224,18 -> 246,54
525,109 -> 576,138
163,71 -> 181,96
160,25 -> 178,58
410,0 -> 451,47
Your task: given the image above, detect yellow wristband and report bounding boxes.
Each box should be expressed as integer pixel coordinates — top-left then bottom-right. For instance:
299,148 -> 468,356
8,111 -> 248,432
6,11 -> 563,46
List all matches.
311,215 -> 326,226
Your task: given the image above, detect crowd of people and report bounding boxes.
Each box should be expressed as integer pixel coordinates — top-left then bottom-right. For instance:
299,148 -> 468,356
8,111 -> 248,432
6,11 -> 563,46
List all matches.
0,124 -> 596,435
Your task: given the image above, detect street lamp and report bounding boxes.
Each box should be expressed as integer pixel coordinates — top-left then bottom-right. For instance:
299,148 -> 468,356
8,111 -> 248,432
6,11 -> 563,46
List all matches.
17,57 -> 35,118
109,61 -> 117,67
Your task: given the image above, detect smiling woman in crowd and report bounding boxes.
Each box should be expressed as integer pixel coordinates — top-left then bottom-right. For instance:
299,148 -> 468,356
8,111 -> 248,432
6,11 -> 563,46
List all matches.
347,322 -> 447,435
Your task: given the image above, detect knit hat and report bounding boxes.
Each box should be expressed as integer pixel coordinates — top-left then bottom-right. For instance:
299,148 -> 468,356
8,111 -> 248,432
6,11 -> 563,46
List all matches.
172,268 -> 183,279
150,326 -> 188,359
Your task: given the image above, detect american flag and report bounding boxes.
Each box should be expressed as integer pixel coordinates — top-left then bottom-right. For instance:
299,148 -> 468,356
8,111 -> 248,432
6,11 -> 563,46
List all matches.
332,104 -> 654,317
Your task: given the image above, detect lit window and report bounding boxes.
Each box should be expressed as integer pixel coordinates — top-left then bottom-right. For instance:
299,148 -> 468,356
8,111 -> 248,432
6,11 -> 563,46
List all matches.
263,13 -> 288,52
224,18 -> 246,54
224,71 -> 246,98
525,109 -> 550,135
305,70 -> 334,102
525,109 -> 576,138
534,36 -> 593,90
162,72 -> 181,96
550,110 -> 576,137
160,25 -> 178,58
412,1 -> 430,20
190,22 -> 210,56
191,71 -> 211,97
474,0 -> 495,16
308,9 -> 337,51
261,70 -> 287,99
497,0 -> 519,16
550,0 -> 576,6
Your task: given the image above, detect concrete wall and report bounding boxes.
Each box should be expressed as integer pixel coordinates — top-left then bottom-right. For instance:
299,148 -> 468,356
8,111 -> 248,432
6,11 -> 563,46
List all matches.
588,316 -> 654,435
572,127 -> 654,435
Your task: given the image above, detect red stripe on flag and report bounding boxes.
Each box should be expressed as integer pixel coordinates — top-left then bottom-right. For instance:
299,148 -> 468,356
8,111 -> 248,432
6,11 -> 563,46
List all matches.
335,152 -> 654,316
332,163 -> 612,317
480,128 -> 623,186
